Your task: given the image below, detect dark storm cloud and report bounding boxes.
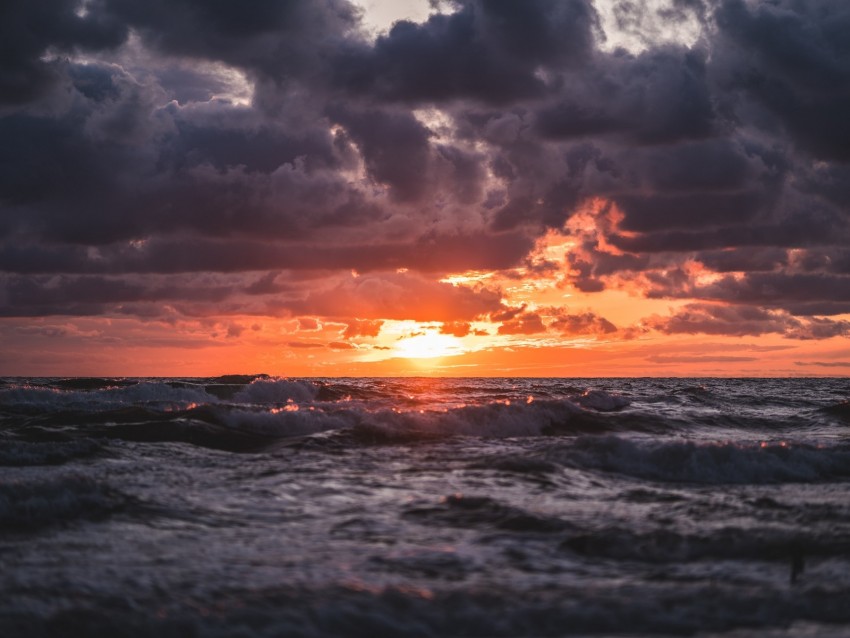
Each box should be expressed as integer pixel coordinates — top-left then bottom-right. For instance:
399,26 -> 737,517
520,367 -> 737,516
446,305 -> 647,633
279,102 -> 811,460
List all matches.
0,0 -> 848,334
335,0 -> 598,104
0,273 -> 242,317
0,231 -> 532,275
713,0 -> 850,161
0,0 -> 127,104
326,105 -> 432,202
535,45 -> 715,145
693,273 -> 850,316
100,0 -> 360,85
0,268 -> 507,323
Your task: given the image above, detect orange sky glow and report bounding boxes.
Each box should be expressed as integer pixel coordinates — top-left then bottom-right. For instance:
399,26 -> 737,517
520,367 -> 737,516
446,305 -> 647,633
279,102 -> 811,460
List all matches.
5,198 -> 848,377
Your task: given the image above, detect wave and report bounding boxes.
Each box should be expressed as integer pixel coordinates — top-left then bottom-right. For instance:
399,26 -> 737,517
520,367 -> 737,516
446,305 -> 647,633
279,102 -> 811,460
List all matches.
403,493 -> 571,533
219,397 -> 634,445
557,436 -> 850,484
61,400 -> 588,449
562,525 -> 850,563
0,475 -> 129,531
1,386 -> 643,452
26,406 -> 632,454
0,439 -> 103,466
231,378 -> 321,404
4,581 -> 850,638
574,389 -> 630,411
822,400 -> 850,421
0,377 -> 367,414
51,377 -> 139,391
0,381 -> 217,412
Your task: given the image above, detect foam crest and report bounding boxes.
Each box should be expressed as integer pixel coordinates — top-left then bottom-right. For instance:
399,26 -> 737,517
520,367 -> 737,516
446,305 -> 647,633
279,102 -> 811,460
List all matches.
561,436 -> 850,484
364,399 -> 583,438
231,378 -> 321,404
574,389 -> 630,411
218,399 -> 588,442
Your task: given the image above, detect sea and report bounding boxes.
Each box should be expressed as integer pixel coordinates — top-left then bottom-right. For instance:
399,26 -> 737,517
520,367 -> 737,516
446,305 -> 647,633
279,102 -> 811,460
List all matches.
1,376 -> 850,637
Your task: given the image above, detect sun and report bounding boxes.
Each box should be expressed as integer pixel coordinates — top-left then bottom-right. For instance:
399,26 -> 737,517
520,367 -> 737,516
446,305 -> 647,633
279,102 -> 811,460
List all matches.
394,330 -> 464,359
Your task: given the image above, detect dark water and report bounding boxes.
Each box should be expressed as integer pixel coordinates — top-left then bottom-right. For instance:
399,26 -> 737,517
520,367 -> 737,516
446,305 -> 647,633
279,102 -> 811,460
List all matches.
2,376 -> 850,637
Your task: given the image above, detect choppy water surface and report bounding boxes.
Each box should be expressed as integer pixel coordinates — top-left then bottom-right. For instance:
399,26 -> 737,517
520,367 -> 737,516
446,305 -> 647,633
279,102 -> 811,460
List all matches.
2,376 -> 850,637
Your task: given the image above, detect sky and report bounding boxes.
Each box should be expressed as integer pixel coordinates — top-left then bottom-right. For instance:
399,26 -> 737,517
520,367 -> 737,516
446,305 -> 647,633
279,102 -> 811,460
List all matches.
1,0 -> 849,377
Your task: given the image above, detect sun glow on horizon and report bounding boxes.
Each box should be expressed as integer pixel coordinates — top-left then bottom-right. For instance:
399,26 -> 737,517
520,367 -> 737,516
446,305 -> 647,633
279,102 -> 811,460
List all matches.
394,330 -> 464,360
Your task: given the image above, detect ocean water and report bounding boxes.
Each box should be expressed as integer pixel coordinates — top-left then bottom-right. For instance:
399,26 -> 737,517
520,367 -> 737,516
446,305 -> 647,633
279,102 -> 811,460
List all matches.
1,376 -> 850,637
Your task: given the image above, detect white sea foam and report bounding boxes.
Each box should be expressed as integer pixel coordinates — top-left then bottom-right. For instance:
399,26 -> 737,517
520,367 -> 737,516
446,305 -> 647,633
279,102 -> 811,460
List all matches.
231,378 -> 320,404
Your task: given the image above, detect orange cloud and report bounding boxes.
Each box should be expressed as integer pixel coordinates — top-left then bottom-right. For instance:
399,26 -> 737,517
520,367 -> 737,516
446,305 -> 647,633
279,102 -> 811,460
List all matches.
549,309 -> 617,336
295,272 -> 502,322
344,319 -> 384,338
497,312 -> 546,335
440,321 -> 471,337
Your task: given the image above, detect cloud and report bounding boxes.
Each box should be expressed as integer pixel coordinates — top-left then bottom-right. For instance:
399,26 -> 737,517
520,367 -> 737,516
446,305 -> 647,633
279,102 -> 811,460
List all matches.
297,317 -> 320,331
0,0 -> 128,104
343,319 -> 384,338
335,0 -> 598,104
293,271 -> 503,322
497,312 -> 546,335
440,321 -> 471,337
647,355 -> 757,364
326,105 -> 432,202
549,309 -> 617,336
328,340 -> 356,350
713,0 -> 850,162
646,303 -> 850,339
0,0 -> 848,355
287,340 -> 324,349
795,361 -> 850,368
642,272 -> 850,316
